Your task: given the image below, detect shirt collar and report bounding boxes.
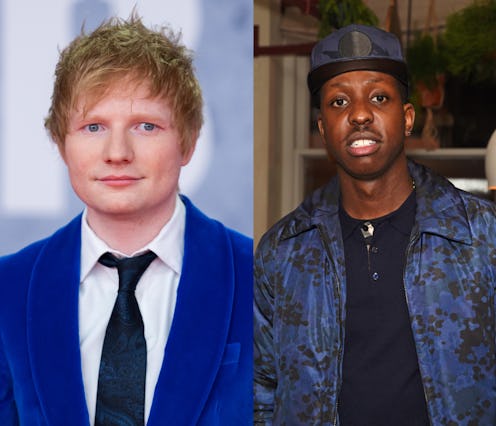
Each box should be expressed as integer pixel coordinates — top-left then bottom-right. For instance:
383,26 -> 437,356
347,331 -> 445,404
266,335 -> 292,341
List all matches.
80,194 -> 186,282
338,204 -> 362,241
339,190 -> 417,240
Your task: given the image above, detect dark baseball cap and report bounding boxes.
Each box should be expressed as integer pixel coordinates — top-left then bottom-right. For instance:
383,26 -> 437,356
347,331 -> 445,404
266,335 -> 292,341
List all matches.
307,24 -> 408,106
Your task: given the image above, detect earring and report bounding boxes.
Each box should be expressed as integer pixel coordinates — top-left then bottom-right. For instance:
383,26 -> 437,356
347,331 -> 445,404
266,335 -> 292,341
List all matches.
406,129 -> 412,136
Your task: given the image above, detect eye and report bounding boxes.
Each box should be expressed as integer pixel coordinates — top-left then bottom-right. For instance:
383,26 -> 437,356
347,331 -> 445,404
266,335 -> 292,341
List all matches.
85,123 -> 101,132
330,98 -> 348,107
139,122 -> 156,131
371,94 -> 388,104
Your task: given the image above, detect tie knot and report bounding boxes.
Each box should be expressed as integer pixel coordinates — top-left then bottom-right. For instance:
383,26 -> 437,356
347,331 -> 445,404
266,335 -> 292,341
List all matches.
99,251 -> 157,292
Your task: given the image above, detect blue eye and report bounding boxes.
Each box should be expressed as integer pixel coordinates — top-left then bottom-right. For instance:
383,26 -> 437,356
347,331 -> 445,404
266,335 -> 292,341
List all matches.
141,123 -> 156,131
86,123 -> 100,132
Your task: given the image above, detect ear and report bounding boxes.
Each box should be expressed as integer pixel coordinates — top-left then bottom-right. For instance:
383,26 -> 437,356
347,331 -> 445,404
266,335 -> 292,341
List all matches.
317,114 -> 327,146
403,102 -> 415,136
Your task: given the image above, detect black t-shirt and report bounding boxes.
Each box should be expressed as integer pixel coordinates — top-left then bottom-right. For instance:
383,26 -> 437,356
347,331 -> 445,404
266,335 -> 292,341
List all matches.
337,191 -> 430,426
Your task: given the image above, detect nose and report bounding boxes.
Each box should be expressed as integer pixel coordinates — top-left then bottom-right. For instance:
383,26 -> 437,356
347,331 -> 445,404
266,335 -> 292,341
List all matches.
348,98 -> 373,128
103,130 -> 134,163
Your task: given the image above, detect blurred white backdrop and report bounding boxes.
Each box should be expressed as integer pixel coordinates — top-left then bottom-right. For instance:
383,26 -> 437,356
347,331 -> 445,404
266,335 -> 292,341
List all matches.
0,0 -> 253,254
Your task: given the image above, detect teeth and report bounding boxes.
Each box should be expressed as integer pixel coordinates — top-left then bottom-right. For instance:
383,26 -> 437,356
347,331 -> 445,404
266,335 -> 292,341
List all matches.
350,139 -> 376,148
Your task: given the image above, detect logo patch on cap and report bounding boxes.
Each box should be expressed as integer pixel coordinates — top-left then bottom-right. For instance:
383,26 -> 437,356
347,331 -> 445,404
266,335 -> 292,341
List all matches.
338,31 -> 372,58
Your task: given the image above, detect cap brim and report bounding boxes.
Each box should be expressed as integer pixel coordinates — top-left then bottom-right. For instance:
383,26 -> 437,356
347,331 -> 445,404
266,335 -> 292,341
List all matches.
307,58 -> 408,102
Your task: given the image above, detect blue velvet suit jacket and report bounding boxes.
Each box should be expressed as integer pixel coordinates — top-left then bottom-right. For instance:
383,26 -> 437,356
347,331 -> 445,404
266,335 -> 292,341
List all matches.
0,197 -> 253,425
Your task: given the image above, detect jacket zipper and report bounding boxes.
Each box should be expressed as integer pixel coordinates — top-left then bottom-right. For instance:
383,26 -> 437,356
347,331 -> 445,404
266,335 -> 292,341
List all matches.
317,225 -> 344,426
403,231 -> 432,426
333,265 -> 343,426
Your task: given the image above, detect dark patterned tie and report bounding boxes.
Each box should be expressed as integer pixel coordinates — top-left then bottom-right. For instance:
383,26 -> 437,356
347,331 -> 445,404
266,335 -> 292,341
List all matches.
95,251 -> 157,426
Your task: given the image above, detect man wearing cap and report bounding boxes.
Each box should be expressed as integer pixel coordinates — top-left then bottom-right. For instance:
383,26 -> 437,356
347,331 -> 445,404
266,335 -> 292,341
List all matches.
254,24 -> 496,425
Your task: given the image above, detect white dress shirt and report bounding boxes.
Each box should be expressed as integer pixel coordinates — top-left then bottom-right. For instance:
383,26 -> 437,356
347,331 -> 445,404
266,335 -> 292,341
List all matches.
78,195 -> 185,425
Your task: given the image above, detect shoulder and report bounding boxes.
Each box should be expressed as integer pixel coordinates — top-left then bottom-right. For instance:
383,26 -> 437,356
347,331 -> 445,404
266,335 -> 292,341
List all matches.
412,161 -> 496,252
225,227 -> 253,267
0,238 -> 47,277
257,177 -> 340,256
457,190 -> 496,236
415,160 -> 496,217
181,194 -> 253,262
457,187 -> 496,216
0,215 -> 82,277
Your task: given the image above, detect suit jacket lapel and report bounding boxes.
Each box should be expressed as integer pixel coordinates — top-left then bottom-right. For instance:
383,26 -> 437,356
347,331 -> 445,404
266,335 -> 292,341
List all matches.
26,215 -> 90,425
147,197 -> 235,425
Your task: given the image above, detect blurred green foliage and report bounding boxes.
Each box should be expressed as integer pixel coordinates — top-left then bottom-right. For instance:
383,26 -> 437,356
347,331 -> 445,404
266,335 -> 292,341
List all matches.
444,0 -> 496,83
407,33 -> 447,88
317,0 -> 379,38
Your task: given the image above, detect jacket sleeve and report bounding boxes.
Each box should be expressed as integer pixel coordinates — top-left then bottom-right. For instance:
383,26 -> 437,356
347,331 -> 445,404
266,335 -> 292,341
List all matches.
253,243 -> 276,425
0,335 -> 19,425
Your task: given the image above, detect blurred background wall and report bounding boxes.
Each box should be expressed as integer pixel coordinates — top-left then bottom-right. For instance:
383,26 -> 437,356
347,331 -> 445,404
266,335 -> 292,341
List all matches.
0,0 -> 253,255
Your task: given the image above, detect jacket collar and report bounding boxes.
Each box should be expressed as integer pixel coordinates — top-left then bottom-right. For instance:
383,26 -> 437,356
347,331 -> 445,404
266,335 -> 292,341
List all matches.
27,215 -> 89,425
147,195 -> 235,425
280,161 -> 473,246
26,196 -> 235,425
280,177 -> 340,241
408,161 -> 472,245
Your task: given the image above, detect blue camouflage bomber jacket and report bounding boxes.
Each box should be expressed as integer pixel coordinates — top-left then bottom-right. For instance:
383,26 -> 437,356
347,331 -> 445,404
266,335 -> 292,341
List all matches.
254,161 -> 496,425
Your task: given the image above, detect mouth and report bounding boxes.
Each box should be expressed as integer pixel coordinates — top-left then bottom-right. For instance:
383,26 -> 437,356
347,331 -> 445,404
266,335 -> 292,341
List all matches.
349,139 -> 377,148
98,175 -> 142,187
347,138 -> 380,157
